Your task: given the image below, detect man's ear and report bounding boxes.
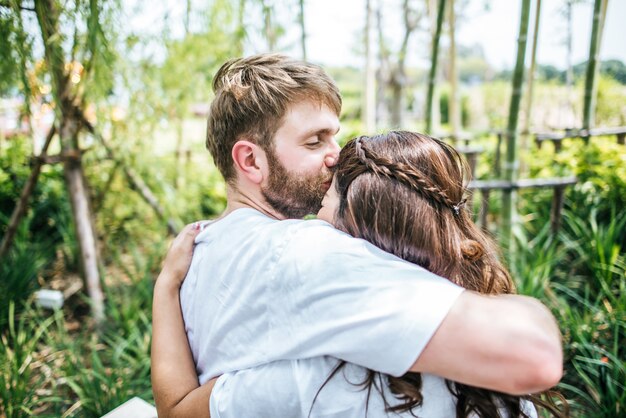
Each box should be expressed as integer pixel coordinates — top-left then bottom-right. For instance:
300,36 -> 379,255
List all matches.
232,140 -> 266,184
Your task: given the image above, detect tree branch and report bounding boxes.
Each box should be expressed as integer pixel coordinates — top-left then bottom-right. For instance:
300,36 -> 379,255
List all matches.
0,125 -> 56,259
77,111 -> 180,236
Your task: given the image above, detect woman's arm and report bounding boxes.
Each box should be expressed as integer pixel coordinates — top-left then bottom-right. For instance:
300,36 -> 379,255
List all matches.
410,292 -> 563,395
151,223 -> 215,418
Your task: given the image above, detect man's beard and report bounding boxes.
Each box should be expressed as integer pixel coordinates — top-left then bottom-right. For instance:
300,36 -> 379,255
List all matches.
262,149 -> 331,219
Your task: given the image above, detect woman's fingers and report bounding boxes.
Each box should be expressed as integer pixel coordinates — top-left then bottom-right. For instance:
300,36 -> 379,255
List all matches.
159,222 -> 204,286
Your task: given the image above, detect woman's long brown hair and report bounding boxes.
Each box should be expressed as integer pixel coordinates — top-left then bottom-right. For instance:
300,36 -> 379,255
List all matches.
313,131 -> 566,417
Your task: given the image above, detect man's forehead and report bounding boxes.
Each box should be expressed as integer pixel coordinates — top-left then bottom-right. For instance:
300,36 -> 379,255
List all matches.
280,100 -> 340,132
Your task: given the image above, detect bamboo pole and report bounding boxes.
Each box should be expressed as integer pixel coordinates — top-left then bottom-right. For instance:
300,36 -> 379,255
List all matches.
522,0 -> 541,136
448,0 -> 461,143
425,0 -> 446,134
520,0 -> 542,176
299,0 -> 307,61
501,0 -> 531,256
582,0 -> 606,131
0,126 -> 56,259
375,4 -> 388,127
362,0 -> 376,134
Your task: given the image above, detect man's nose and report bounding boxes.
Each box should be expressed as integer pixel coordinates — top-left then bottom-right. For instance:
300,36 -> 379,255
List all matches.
324,140 -> 341,168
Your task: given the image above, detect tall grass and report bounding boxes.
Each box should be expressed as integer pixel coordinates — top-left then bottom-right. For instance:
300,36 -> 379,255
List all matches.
0,303 -> 55,418
44,244 -> 160,417
0,216 -> 47,328
508,206 -> 626,417
553,209 -> 625,417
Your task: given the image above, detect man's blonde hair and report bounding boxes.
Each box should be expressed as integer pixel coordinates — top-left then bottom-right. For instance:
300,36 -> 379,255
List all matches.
206,54 -> 342,183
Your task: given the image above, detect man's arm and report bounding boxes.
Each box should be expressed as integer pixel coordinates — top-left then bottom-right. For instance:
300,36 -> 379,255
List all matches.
410,291 -> 563,395
151,224 -> 214,418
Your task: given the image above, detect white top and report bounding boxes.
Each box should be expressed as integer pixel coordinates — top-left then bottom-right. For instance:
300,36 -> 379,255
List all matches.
180,208 -> 471,414
181,208 -> 463,382
211,359 -> 538,418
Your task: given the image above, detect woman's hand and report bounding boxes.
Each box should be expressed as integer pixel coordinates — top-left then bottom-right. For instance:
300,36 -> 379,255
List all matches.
157,222 -> 203,289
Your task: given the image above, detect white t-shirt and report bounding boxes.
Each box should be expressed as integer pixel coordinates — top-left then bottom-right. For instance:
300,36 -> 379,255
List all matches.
180,208 -> 470,414
210,358 -> 538,418
181,208 -> 463,382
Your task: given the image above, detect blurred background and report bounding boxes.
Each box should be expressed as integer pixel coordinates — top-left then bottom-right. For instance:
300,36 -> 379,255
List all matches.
0,0 -> 625,416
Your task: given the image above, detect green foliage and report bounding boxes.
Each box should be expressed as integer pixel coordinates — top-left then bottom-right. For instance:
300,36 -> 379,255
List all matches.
55,319 -> 153,417
1,0 -> 625,415
574,59 -> 626,85
559,140 -> 626,227
480,80 -> 510,129
0,217 -> 46,328
495,60 -> 626,86
48,311 -> 153,417
510,224 -> 564,299
594,75 -> 626,126
438,87 -> 470,128
0,8 -> 21,95
0,230 -> 166,416
0,138 -> 77,314
518,137 -> 626,244
509,207 -> 626,416
560,209 -> 626,304
0,303 -> 55,418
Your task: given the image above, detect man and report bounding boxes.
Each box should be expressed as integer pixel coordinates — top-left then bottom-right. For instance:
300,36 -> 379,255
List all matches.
152,54 -> 562,417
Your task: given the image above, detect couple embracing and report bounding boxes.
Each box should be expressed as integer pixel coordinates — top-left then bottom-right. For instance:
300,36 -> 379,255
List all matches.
151,54 -> 566,418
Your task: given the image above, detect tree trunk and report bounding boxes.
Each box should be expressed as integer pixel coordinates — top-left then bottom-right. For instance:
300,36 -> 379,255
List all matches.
389,74 -> 403,128
389,0 -> 418,129
363,0 -> 376,133
426,0 -> 446,134
448,0 -> 461,142
185,0 -> 191,33
62,128 -> 104,322
35,0 -> 104,323
582,0 -> 606,131
235,0 -> 246,55
299,0 -> 307,60
502,0 -> 531,256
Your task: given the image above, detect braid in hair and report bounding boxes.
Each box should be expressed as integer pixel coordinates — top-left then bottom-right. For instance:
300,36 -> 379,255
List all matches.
353,137 -> 460,212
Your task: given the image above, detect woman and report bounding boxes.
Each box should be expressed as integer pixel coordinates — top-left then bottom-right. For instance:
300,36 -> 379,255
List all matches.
153,131 -> 564,417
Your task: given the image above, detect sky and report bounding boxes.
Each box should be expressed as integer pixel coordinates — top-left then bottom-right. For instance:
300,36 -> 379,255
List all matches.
297,0 -> 626,70
126,0 -> 625,71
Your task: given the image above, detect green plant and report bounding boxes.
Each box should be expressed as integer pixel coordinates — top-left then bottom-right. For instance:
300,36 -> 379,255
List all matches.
554,284 -> 625,417
0,215 -> 47,326
510,224 -> 564,299
0,303 -> 55,418
560,208 -> 626,305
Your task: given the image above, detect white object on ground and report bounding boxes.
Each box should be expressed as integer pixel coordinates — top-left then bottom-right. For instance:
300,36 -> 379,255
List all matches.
34,289 -> 64,310
100,397 -> 157,418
